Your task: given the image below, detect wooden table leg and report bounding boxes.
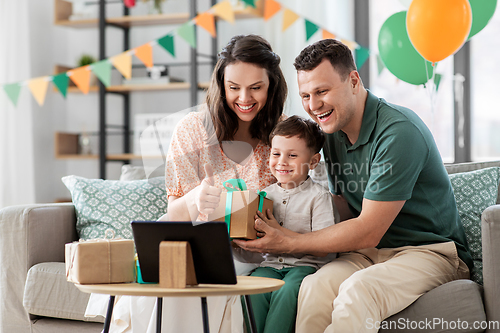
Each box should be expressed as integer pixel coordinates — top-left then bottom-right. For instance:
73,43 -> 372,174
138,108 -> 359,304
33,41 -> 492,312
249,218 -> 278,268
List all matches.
243,295 -> 257,333
103,295 -> 115,333
156,297 -> 163,333
200,297 -> 210,333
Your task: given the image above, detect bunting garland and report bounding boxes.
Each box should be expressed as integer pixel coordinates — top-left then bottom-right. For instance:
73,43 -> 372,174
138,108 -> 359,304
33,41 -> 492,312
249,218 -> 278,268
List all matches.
0,0 -> 369,107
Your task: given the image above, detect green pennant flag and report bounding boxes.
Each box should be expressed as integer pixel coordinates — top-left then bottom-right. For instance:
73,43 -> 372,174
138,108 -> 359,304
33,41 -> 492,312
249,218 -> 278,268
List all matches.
158,34 -> 175,57
355,46 -> 370,70
376,54 -> 385,76
434,73 -> 442,92
3,82 -> 22,106
241,0 -> 256,8
52,73 -> 70,98
92,60 -> 112,87
305,19 -> 319,41
177,22 -> 196,49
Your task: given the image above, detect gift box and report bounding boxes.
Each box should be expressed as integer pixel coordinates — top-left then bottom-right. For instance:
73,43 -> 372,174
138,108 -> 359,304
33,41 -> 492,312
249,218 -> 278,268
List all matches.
65,232 -> 135,284
208,179 -> 273,240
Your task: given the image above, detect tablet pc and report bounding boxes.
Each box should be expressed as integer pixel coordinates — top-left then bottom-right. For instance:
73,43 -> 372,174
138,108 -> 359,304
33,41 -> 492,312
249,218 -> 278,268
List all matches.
131,221 -> 237,284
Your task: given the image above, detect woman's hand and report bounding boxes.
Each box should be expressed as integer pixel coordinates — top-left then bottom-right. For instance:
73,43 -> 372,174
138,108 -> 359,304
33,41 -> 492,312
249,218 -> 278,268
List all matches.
194,164 -> 222,215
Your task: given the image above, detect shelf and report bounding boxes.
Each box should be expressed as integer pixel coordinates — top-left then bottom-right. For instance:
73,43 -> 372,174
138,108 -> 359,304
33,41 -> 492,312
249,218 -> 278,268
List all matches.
55,153 -> 162,160
54,132 -> 162,160
61,82 -> 209,93
54,0 -> 263,29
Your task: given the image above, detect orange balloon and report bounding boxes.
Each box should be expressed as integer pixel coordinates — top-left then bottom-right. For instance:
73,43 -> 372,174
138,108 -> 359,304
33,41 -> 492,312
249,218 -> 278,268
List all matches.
406,0 -> 472,63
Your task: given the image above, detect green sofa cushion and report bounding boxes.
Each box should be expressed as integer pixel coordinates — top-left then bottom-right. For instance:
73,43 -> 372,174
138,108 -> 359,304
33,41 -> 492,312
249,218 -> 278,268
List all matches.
448,167 -> 500,285
62,175 -> 168,240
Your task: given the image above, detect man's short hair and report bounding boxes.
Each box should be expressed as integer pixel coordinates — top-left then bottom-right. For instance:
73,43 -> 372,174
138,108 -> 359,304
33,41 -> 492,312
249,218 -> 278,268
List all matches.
270,115 -> 325,154
293,39 -> 357,81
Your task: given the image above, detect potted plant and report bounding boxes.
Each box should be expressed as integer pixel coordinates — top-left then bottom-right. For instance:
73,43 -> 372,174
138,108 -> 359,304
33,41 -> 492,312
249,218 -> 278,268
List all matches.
142,0 -> 166,14
76,54 -> 97,85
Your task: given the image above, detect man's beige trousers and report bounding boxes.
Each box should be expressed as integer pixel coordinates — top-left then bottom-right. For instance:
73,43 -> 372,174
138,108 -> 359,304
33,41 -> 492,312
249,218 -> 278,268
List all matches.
296,241 -> 469,333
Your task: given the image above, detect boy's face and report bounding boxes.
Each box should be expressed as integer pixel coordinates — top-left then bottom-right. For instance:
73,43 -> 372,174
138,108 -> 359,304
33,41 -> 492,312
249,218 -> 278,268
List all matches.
270,135 -> 320,189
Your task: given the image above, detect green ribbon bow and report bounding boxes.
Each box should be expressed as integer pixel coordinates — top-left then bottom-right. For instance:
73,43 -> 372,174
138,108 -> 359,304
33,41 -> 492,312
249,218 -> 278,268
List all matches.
222,179 -> 267,239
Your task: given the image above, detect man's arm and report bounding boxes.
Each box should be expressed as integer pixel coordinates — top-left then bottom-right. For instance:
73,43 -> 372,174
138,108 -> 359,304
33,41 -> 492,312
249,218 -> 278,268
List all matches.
233,198 -> 405,254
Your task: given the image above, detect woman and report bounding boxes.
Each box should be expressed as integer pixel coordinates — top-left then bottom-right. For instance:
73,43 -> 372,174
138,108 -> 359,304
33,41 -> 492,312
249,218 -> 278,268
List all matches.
166,34 -> 287,223
86,34 -> 288,333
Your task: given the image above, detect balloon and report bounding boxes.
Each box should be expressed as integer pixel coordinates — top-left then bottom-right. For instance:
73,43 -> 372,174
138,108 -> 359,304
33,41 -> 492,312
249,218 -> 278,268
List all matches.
468,0 -> 497,38
378,11 -> 433,85
407,0 -> 472,63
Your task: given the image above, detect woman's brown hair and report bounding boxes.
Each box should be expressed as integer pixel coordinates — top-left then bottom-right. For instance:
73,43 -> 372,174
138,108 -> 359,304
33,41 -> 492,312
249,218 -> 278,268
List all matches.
205,34 -> 287,146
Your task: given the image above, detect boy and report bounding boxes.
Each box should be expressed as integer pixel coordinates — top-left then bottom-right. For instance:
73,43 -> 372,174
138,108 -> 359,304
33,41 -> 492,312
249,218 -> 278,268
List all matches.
246,115 -> 338,333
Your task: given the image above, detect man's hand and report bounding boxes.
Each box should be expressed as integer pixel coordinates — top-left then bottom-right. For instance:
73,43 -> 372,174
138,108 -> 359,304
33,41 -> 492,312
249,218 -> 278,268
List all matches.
233,219 -> 291,254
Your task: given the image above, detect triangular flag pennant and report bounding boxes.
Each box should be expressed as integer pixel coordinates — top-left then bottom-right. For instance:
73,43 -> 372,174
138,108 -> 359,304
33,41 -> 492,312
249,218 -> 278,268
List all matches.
322,29 -> 336,40
92,60 -> 112,87
305,19 -> 320,41
341,39 -> 357,50
195,12 -> 216,38
177,22 -> 196,49
111,52 -> 132,79
241,0 -> 256,8
52,72 -> 70,98
213,1 -> 235,24
434,73 -> 442,92
355,46 -> 370,70
282,9 -> 300,32
3,83 -> 22,107
158,34 -> 175,57
28,77 -> 49,106
264,0 -> 281,21
376,54 -> 385,76
69,66 -> 92,94
134,43 -> 154,68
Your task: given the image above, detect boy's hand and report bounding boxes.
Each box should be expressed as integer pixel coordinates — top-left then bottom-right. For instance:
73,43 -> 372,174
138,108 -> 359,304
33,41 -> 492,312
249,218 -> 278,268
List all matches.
255,209 -> 281,233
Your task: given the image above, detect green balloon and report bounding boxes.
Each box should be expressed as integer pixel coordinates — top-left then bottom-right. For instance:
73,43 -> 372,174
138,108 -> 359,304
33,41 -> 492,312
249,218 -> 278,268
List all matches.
378,11 -> 434,85
468,0 -> 497,38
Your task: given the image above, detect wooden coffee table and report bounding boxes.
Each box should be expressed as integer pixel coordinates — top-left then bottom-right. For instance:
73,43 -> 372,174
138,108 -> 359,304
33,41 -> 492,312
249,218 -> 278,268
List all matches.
75,275 -> 284,333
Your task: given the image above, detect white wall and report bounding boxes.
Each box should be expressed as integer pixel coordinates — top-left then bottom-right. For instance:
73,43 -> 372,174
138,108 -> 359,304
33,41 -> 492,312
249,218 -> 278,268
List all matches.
28,0 -> 353,203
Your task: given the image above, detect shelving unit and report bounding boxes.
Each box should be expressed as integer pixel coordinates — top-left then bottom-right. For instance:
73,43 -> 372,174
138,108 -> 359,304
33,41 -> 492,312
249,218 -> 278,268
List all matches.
53,0 -> 263,179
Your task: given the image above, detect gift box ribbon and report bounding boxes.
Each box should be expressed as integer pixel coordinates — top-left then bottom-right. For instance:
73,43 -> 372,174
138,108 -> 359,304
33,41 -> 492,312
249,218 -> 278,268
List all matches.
222,179 -> 267,238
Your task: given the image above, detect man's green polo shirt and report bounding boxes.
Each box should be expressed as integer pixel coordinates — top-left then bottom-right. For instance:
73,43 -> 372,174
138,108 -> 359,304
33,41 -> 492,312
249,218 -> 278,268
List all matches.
323,90 -> 473,270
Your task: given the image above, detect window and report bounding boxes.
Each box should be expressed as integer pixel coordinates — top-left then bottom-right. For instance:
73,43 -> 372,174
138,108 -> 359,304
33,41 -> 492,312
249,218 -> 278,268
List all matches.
471,7 -> 500,161
369,0 -> 454,162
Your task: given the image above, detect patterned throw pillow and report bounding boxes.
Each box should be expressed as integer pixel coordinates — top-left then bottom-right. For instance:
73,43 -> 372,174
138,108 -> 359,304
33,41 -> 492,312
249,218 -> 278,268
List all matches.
448,167 -> 500,285
62,175 -> 168,240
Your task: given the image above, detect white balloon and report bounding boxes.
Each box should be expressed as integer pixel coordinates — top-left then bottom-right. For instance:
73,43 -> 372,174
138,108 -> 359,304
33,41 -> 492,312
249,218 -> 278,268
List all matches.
399,0 -> 413,8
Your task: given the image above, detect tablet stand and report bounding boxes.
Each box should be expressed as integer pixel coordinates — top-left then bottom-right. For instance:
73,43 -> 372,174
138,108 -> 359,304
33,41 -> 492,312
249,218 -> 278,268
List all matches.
159,241 -> 198,288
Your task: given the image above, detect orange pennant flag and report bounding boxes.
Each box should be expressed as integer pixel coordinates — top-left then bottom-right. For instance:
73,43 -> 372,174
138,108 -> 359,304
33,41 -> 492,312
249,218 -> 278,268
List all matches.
134,43 -> 154,68
69,66 -> 92,94
341,39 -> 358,50
282,9 -> 300,31
213,1 -> 234,24
322,29 -> 336,40
264,0 -> 281,21
28,77 -> 49,106
195,12 -> 216,38
111,52 -> 132,79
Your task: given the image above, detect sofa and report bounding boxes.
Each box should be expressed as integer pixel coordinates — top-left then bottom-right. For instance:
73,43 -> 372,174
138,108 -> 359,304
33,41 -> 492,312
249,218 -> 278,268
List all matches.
0,161 -> 499,333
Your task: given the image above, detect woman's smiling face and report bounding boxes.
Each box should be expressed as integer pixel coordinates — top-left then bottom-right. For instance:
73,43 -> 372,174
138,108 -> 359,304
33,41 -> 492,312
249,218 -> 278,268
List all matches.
224,61 -> 270,123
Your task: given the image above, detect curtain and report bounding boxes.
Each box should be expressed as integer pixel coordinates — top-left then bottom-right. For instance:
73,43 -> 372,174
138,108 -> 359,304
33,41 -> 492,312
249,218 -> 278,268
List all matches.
0,0 -> 35,208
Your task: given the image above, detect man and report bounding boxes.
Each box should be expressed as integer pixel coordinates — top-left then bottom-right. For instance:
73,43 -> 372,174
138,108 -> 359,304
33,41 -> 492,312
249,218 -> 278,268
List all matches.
233,39 -> 472,333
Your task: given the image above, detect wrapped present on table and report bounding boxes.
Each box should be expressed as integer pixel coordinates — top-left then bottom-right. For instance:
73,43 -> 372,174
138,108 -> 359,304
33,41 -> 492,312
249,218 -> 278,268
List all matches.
208,179 -> 273,240
65,229 -> 135,284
